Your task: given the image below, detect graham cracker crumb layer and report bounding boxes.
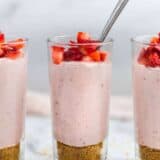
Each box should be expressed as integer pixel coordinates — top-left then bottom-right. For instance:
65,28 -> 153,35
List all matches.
0,144 -> 20,160
57,141 -> 103,160
140,145 -> 160,160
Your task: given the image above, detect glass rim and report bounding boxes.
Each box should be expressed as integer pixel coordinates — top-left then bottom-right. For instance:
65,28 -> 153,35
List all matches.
47,35 -> 113,46
131,34 -> 158,46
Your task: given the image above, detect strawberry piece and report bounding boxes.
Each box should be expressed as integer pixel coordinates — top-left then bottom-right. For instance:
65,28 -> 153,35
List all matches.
148,52 -> 160,67
138,48 -> 149,66
79,40 -> 100,55
51,46 -> 64,64
77,32 -> 91,43
150,37 -> 159,44
89,51 -> 101,62
100,52 -> 107,61
8,38 -> 25,50
64,47 -> 83,61
5,50 -> 22,59
0,33 -> 5,43
0,48 -> 4,57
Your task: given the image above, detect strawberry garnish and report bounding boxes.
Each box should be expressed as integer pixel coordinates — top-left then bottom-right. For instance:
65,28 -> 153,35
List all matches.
0,32 -> 25,60
0,33 -> 5,43
89,51 -> 101,62
138,33 -> 160,67
51,32 -> 109,64
64,48 -> 83,61
5,50 -> 22,59
77,32 -> 91,43
51,46 -> 64,64
100,52 -> 107,61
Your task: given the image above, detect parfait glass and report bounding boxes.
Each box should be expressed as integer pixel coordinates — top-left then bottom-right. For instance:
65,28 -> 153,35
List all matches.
48,35 -> 113,160
0,35 -> 27,160
132,35 -> 160,160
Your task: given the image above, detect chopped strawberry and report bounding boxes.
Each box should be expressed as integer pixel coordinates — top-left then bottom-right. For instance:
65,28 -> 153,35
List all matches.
138,48 -> 149,66
100,52 -> 107,61
51,46 -> 64,64
150,37 -> 159,44
51,32 -> 109,64
148,52 -> 160,67
77,32 -> 91,43
82,56 -> 93,62
8,38 -> 25,50
0,33 -> 5,43
89,51 -> 101,61
0,48 -> 4,57
64,47 -> 83,61
79,40 -> 100,55
5,51 -> 22,59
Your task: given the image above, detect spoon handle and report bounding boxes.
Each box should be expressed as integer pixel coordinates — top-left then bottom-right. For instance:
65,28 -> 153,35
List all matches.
99,0 -> 129,42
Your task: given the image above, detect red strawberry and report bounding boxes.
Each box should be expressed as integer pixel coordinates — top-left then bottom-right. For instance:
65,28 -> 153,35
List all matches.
100,51 -> 107,61
0,48 -> 4,57
150,37 -> 159,44
64,47 -> 83,61
0,33 -> 5,43
8,38 -> 25,50
89,51 -> 101,61
51,46 -> 64,64
148,52 -> 160,67
5,50 -> 22,59
77,32 -> 91,43
138,48 -> 149,66
79,40 -> 100,55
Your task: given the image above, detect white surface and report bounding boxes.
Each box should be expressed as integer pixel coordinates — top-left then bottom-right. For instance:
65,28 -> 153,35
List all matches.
0,0 -> 160,94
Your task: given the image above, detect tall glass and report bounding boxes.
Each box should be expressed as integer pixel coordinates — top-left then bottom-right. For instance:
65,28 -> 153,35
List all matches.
0,36 -> 27,160
48,35 -> 113,160
132,35 -> 160,160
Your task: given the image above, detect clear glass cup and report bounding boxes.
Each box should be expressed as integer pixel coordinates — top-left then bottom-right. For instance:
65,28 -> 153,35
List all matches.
132,35 -> 160,160
48,35 -> 113,160
0,36 -> 27,160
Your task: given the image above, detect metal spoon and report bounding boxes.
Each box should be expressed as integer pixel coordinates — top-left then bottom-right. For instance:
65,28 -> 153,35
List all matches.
99,0 -> 129,42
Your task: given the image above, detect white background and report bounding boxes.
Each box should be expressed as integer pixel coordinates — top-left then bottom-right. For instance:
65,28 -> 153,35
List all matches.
0,0 -> 160,95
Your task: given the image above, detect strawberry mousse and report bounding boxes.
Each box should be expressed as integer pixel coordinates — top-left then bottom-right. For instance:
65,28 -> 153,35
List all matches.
133,33 -> 160,160
49,32 -> 112,160
0,32 -> 27,160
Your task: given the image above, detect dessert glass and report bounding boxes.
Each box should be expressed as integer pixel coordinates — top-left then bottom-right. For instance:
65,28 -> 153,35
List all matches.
132,35 -> 160,160
48,35 -> 113,160
0,36 -> 27,160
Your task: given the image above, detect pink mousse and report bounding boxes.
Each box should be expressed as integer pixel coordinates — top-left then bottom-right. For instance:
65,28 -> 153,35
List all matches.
49,62 -> 111,147
133,62 -> 160,149
0,56 -> 27,149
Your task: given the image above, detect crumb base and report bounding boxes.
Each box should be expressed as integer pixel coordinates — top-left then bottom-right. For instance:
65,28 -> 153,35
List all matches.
139,145 -> 160,160
0,144 -> 20,160
57,141 -> 103,160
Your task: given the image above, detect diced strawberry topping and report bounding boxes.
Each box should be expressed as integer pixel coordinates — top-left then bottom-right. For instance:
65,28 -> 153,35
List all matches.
0,33 -> 5,43
51,32 -> 109,64
5,50 -> 22,59
138,33 -> 160,67
0,32 -> 25,60
64,47 -> 83,61
51,46 -> 64,64
100,52 -> 107,61
89,51 -> 101,61
77,32 -> 91,43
